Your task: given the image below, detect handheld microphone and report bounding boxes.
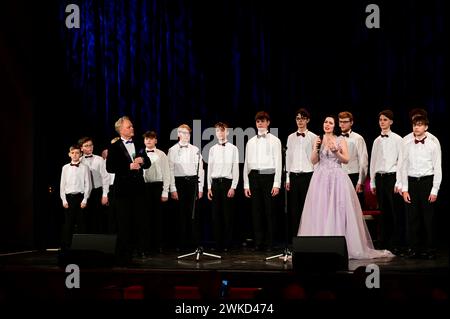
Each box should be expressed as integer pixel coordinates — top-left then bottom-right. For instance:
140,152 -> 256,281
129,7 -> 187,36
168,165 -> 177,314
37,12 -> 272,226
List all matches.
316,135 -> 323,153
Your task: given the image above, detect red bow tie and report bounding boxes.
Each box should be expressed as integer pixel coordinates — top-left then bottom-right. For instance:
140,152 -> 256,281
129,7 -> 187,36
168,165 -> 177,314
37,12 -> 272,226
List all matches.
415,138 -> 426,144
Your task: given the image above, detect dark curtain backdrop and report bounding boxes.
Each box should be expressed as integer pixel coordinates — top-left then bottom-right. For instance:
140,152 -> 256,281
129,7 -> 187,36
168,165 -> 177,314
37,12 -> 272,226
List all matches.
2,0 -> 448,250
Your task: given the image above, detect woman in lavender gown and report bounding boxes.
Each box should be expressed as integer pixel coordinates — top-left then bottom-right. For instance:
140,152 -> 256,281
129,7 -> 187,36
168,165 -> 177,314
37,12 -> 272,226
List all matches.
297,116 -> 394,259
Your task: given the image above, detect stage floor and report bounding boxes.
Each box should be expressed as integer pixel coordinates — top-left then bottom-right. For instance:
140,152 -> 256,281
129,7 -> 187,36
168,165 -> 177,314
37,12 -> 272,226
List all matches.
0,247 -> 448,304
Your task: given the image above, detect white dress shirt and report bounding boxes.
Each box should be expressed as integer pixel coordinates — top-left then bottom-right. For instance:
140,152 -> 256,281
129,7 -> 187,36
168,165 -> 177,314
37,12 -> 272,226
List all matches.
207,141 -> 239,189
81,154 -> 110,197
369,131 -> 403,189
121,137 -> 136,159
60,162 -> 92,205
168,143 -> 205,193
401,134 -> 442,196
285,130 -> 317,183
398,131 -> 441,191
243,132 -> 282,189
341,130 -> 368,185
143,148 -> 171,198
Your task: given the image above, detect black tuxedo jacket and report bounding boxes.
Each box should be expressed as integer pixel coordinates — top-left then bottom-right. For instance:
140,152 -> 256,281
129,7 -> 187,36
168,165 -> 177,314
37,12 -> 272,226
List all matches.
106,139 -> 151,196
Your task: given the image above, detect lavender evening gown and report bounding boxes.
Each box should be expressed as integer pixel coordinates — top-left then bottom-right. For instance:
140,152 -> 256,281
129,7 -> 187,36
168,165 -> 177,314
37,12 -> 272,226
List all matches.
297,137 -> 394,259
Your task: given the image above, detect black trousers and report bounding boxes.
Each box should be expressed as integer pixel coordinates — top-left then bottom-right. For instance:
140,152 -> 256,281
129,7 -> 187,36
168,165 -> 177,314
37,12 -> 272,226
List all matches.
249,171 -> 275,248
106,185 -> 117,234
407,175 -> 436,252
114,188 -> 147,263
61,193 -> 85,249
86,187 -> 107,234
375,173 -> 405,249
288,172 -> 313,243
145,182 -> 164,252
211,178 -> 234,249
348,173 -> 365,208
175,176 -> 200,250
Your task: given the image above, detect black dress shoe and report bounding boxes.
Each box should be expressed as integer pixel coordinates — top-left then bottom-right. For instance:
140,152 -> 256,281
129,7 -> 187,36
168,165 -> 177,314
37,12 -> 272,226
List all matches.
404,249 -> 419,259
426,252 -> 436,260
420,252 -> 437,260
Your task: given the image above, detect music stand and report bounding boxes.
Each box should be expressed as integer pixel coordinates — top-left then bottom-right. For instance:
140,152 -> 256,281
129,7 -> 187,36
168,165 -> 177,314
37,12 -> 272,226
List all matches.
266,146 -> 292,263
177,151 -> 221,261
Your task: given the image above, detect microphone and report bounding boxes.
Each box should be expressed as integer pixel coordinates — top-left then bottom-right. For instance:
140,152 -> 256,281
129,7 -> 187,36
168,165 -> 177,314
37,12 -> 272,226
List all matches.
316,135 -> 323,153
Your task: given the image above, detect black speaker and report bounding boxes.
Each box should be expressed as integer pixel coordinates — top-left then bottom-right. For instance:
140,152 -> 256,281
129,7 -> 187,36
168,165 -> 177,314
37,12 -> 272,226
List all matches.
292,236 -> 348,272
58,234 -> 117,267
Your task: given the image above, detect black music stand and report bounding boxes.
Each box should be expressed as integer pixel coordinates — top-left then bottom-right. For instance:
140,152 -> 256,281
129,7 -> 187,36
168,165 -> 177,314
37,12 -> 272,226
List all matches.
265,146 -> 292,263
177,151 -> 221,261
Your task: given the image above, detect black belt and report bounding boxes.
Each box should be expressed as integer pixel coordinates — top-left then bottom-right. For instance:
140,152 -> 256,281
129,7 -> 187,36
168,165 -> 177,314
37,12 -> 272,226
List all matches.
212,177 -> 232,183
408,175 -> 433,182
175,175 -> 198,181
66,193 -> 83,197
250,169 -> 275,175
290,172 -> 313,177
376,172 -> 396,177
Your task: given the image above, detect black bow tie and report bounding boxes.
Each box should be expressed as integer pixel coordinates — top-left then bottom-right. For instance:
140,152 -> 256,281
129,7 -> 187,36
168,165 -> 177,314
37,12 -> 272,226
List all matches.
219,142 -> 227,146
125,140 -> 133,144
84,155 -> 93,158
380,134 -> 389,138
70,163 -> 80,167
146,149 -> 155,153
257,134 -> 266,139
341,133 -> 350,138
296,132 -> 305,137
415,137 -> 426,144
179,144 -> 188,148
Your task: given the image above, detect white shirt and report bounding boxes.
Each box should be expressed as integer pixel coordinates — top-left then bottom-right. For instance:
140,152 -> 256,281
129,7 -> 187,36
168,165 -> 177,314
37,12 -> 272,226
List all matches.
285,130 -> 317,183
207,142 -> 239,189
121,138 -> 136,159
369,131 -> 403,189
81,154 -> 110,197
243,132 -> 282,189
341,130 -> 368,185
143,148 -> 170,198
168,143 -> 205,193
60,162 -> 92,205
401,134 -> 442,196
397,131 -> 441,191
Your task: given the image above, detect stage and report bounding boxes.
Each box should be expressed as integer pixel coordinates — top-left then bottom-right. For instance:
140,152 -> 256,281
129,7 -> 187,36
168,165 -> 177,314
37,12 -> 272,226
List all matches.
0,247 -> 447,303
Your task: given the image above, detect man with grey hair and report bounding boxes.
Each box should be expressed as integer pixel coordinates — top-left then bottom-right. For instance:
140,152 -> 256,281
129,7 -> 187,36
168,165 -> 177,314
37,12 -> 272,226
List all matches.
106,116 -> 151,265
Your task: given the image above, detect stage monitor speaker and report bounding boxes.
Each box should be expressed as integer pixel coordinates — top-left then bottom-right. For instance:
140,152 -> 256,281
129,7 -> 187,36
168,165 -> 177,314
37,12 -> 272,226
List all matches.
58,234 -> 117,267
292,236 -> 348,272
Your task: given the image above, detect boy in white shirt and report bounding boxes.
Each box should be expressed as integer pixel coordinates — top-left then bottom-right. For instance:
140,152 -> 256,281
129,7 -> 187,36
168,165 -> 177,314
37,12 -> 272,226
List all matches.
244,111 -> 282,252
60,144 -> 91,249
369,110 -> 404,252
168,124 -> 204,251
207,122 -> 239,252
401,115 -> 441,259
79,136 -> 110,233
143,131 -> 170,253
